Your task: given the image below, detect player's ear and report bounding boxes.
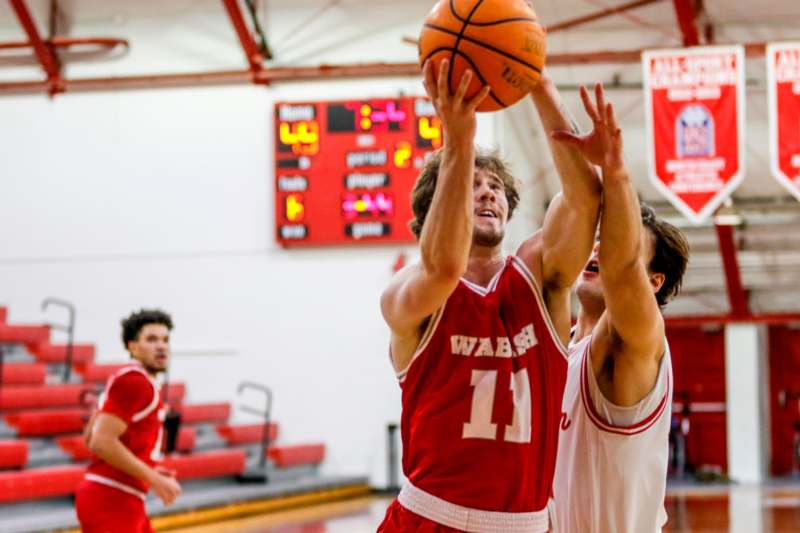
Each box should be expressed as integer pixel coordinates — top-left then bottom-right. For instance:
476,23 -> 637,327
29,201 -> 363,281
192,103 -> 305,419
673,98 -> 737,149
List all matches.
649,272 -> 665,294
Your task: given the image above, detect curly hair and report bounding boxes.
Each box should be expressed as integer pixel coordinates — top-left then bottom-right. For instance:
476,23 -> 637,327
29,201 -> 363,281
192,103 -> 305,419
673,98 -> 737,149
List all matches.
121,309 -> 174,349
408,147 -> 521,239
640,203 -> 690,306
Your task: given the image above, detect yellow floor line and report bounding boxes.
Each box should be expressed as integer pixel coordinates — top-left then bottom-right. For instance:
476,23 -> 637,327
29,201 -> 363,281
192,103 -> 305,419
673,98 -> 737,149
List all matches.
54,484 -> 371,533
155,484 -> 372,531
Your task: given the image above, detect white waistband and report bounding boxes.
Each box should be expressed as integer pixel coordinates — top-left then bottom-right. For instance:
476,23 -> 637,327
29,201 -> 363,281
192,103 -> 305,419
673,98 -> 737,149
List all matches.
85,473 -> 147,500
398,481 -> 549,533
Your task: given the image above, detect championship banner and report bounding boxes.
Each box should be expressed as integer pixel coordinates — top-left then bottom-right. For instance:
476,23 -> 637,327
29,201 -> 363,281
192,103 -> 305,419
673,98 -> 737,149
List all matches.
767,42 -> 800,201
642,46 -> 746,224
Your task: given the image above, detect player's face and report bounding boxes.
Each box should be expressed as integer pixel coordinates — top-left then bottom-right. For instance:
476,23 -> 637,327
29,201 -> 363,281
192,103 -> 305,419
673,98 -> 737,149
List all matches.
576,229 -> 659,310
129,323 -> 170,375
472,168 -> 508,248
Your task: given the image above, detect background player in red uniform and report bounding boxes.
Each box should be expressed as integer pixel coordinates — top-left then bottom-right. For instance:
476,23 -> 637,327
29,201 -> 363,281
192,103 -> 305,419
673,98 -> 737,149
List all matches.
377,59 -> 602,532
75,309 -> 182,533
549,84 -> 690,532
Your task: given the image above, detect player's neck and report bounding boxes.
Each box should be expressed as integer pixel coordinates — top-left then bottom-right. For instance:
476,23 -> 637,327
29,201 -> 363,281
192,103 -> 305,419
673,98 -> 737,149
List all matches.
574,306 -> 602,341
464,247 -> 505,288
130,357 -> 160,378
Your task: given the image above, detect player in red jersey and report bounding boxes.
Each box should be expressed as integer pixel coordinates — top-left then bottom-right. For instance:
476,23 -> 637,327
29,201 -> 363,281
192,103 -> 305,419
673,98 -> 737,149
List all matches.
377,59 -> 602,533
75,309 -> 181,533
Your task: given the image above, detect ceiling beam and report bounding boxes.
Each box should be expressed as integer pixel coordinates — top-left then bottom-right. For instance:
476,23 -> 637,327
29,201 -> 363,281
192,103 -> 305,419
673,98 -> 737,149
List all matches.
9,0 -> 62,94
0,41 -> 774,96
715,224 -> 750,318
665,312 -> 800,328
547,0 -> 666,33
221,0 -> 265,76
672,0 -> 701,46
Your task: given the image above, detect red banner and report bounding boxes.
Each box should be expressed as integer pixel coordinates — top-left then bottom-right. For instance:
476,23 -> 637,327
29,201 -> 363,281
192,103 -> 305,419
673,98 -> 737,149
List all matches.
642,46 -> 745,223
767,43 -> 800,201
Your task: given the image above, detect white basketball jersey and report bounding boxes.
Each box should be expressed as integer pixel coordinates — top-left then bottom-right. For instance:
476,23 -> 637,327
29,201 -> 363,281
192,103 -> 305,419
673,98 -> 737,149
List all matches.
550,334 -> 672,533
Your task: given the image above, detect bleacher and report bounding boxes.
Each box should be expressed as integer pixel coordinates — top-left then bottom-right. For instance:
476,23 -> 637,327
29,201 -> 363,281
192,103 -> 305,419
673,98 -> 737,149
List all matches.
0,305 -> 366,532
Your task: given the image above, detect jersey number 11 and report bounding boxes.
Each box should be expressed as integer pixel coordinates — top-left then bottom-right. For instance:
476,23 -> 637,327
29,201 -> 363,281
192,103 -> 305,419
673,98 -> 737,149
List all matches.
463,369 -> 532,443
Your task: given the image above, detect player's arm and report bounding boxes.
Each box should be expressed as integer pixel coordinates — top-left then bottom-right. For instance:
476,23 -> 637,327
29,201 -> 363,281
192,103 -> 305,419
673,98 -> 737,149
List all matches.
381,60 -> 490,370
88,413 -> 180,505
586,95 -> 664,406
83,410 -> 98,446
517,79 -> 602,343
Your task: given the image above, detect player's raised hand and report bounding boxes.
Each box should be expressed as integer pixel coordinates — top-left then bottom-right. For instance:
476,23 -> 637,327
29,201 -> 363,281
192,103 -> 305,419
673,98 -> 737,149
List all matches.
551,82 -> 625,176
422,59 -> 491,145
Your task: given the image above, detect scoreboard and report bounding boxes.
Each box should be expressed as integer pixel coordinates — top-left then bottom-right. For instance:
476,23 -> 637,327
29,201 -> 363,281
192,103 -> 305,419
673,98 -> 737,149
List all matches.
274,96 -> 442,247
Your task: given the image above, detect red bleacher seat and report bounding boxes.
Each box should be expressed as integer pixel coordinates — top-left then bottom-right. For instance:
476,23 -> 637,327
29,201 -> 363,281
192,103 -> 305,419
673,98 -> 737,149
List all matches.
1,384 -> 95,410
179,403 -> 230,424
163,449 -> 246,480
74,363 -> 127,383
5,408 -> 86,436
163,383 -> 186,406
216,423 -> 278,445
2,363 -> 46,385
57,426 -> 196,462
56,435 -> 93,462
268,444 -> 325,467
1,384 -> 182,411
0,440 -> 28,469
175,426 -> 196,452
30,342 -> 95,364
0,306 -> 6,323
0,464 -> 84,503
0,324 -> 49,344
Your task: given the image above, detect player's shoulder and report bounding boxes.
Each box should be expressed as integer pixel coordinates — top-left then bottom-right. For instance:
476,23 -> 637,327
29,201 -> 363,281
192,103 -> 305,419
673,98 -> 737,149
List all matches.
108,365 -> 154,394
514,230 -> 544,286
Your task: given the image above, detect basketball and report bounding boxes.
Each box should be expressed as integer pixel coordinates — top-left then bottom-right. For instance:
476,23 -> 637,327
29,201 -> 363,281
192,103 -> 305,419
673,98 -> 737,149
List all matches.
418,0 -> 546,112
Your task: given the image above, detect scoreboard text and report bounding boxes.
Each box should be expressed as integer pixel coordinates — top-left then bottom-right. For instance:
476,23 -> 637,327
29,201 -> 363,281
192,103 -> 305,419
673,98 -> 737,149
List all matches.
274,97 -> 441,247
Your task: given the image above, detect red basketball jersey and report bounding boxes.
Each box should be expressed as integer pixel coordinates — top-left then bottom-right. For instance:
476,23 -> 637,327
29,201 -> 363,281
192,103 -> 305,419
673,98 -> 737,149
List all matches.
85,363 -> 165,499
397,256 -> 568,514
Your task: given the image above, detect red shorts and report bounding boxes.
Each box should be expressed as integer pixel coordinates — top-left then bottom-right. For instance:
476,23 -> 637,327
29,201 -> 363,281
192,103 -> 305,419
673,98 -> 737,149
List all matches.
75,479 -> 154,533
378,499 -> 464,533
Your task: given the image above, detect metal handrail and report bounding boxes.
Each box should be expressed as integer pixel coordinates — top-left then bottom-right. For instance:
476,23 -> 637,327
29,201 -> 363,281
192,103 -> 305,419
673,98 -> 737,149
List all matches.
41,298 -> 76,382
237,381 -> 274,471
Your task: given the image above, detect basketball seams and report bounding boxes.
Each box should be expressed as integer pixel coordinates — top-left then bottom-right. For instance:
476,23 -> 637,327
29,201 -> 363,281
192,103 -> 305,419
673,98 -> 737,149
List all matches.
424,22 -> 543,76
447,0 -> 537,26
420,46 -> 508,109
463,16 -> 539,27
447,0 -> 469,24
447,0 -> 486,93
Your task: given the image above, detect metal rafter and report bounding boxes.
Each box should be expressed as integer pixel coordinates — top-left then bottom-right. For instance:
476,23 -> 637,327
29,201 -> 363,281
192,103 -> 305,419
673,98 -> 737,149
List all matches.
0,42 -> 775,96
665,312 -> 800,328
9,0 -> 62,94
672,0 -> 701,46
221,0 -> 265,77
547,0 -> 666,33
715,224 -> 750,318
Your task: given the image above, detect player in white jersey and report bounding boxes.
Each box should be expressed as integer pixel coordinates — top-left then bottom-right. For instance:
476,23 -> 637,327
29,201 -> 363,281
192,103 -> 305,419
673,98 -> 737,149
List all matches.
547,83 -> 690,533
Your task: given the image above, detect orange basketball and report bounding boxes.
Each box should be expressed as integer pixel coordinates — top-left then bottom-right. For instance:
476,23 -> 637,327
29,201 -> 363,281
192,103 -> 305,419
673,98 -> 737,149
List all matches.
419,0 -> 546,112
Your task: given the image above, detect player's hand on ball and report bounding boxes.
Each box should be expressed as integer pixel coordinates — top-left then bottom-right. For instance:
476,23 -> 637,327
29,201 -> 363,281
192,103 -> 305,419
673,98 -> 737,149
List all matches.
152,471 -> 182,506
422,59 -> 491,145
551,82 -> 625,176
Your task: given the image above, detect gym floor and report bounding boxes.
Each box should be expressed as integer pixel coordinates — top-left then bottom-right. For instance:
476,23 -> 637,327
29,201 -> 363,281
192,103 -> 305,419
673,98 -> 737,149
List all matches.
168,484 -> 800,532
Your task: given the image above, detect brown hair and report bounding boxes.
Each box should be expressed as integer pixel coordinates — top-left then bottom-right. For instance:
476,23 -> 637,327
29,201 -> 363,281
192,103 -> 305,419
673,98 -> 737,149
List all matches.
409,147 -> 520,239
641,203 -> 690,306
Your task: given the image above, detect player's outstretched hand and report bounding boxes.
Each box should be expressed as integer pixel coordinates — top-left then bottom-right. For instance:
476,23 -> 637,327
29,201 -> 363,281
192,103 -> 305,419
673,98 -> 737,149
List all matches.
151,471 -> 182,506
551,82 -> 625,176
422,59 -> 491,146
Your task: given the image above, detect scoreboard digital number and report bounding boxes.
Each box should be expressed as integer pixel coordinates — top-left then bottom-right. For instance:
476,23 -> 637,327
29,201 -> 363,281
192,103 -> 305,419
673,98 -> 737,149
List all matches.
274,97 -> 442,247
